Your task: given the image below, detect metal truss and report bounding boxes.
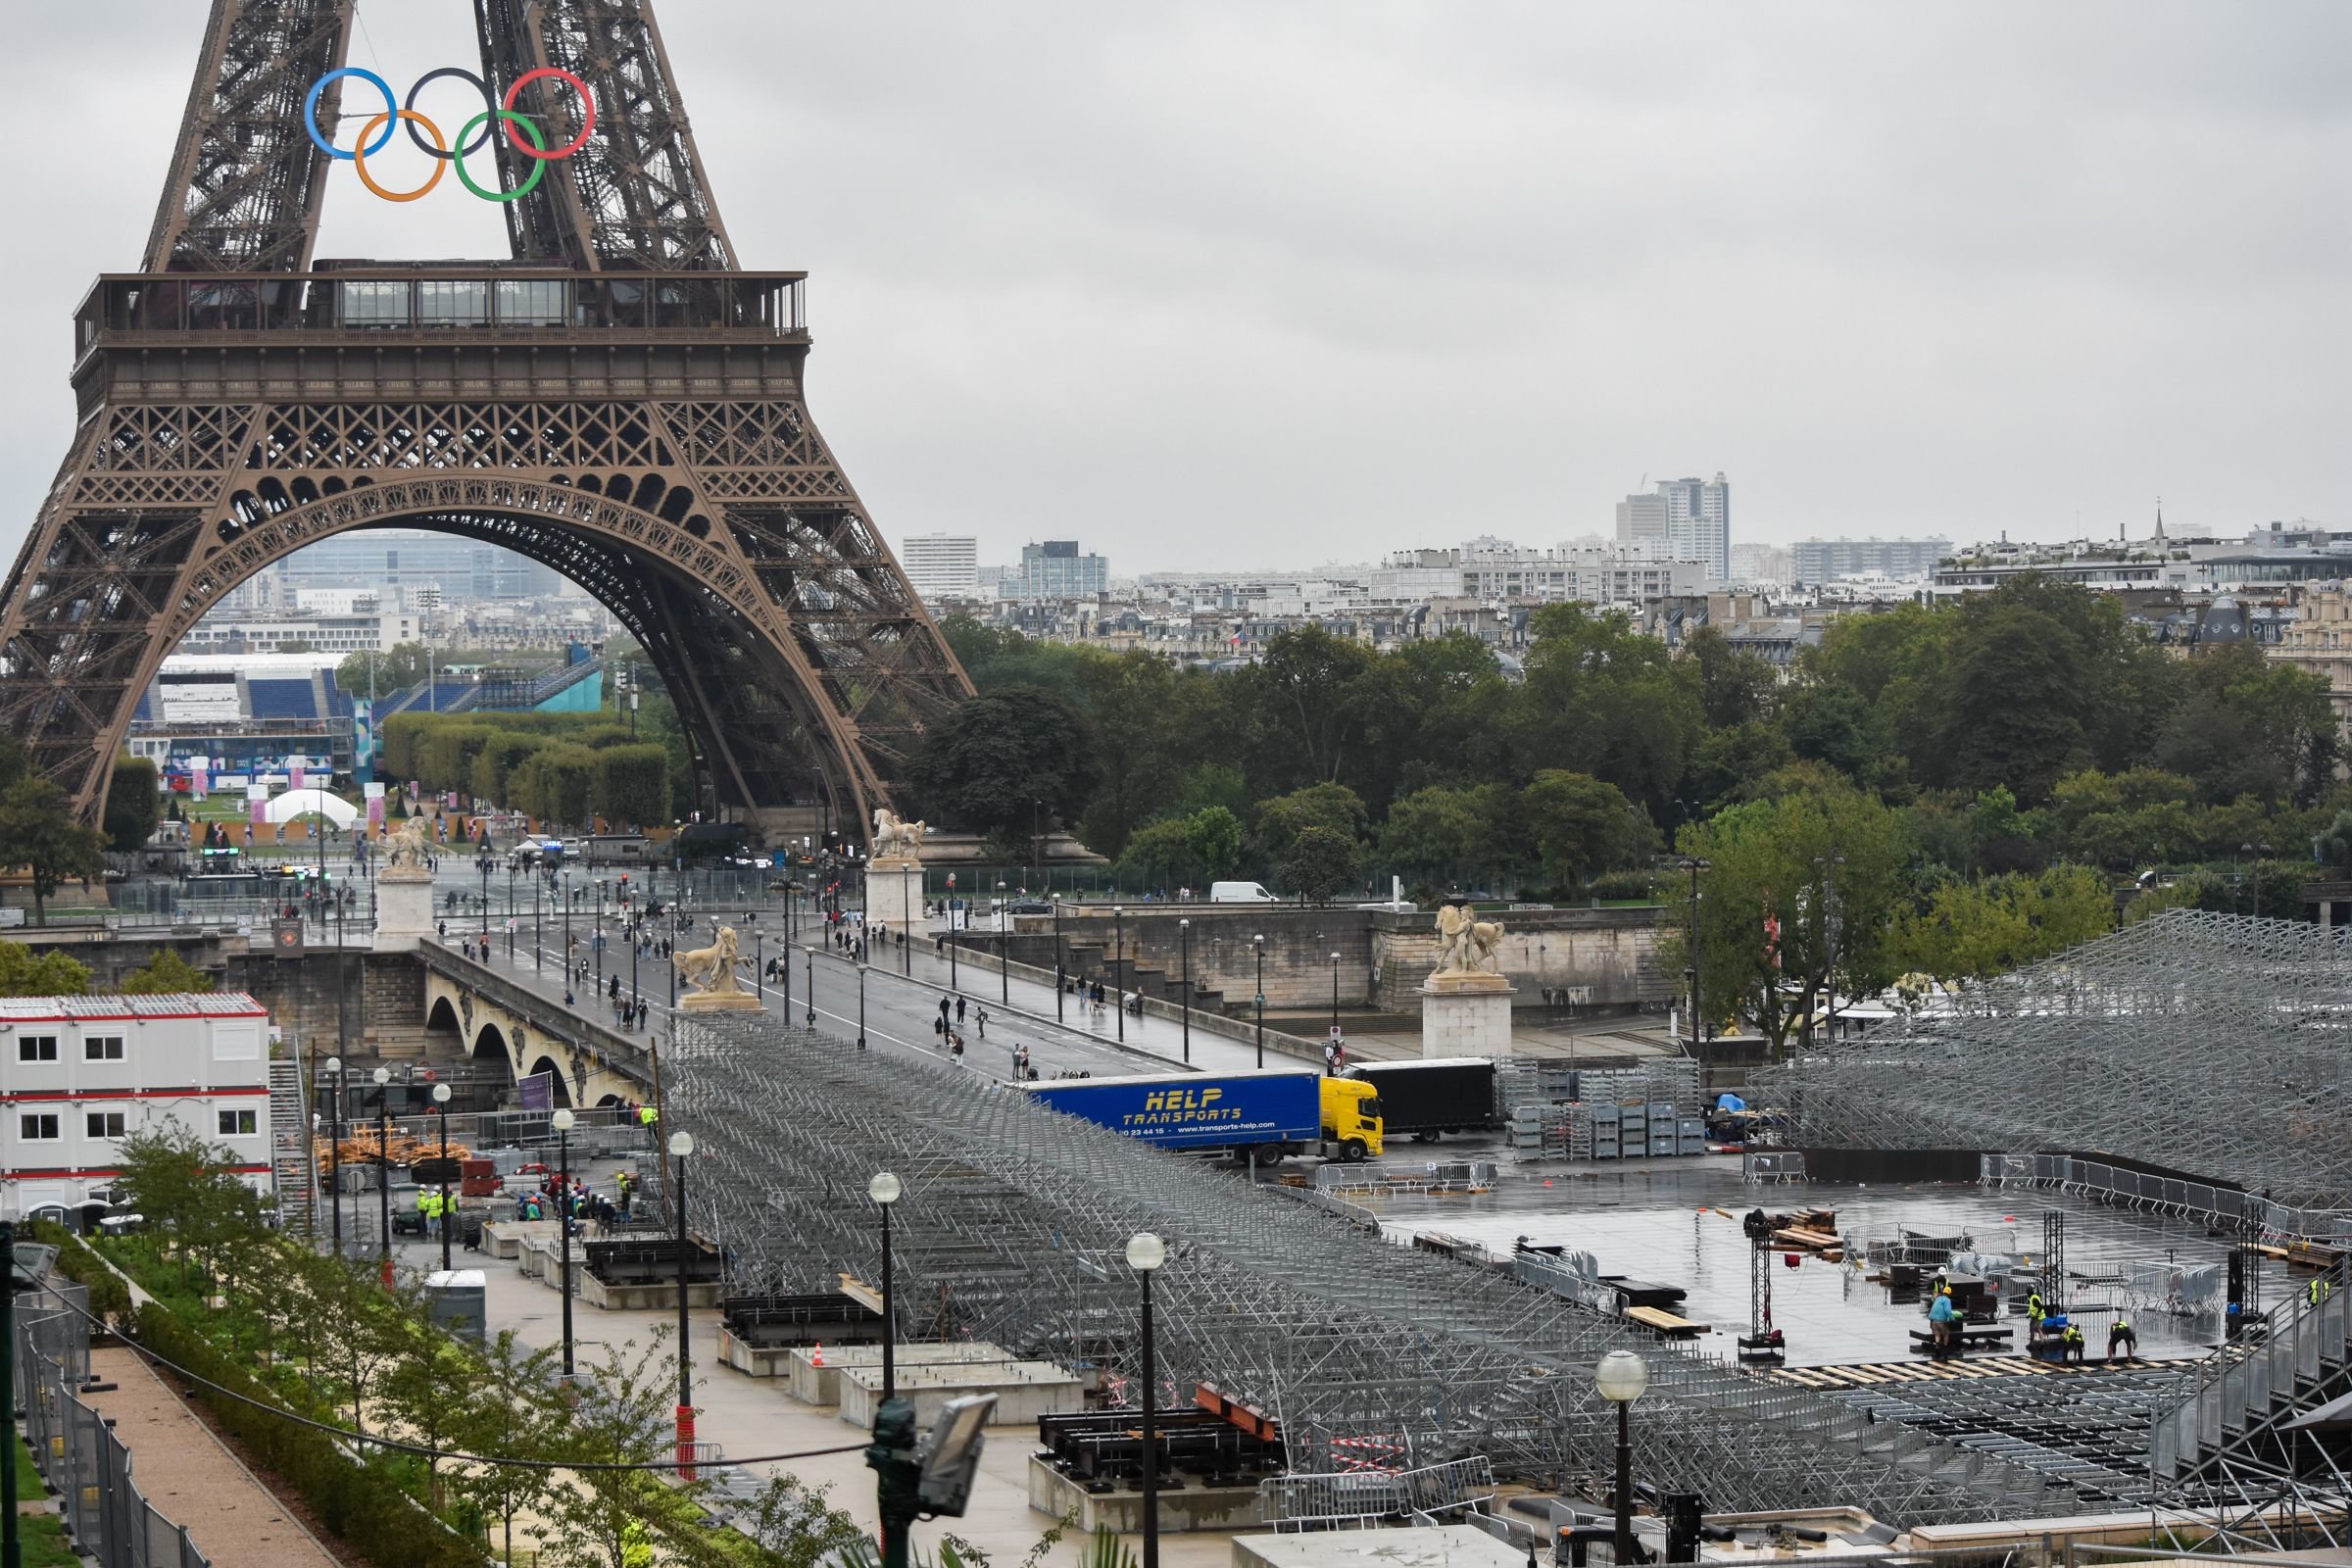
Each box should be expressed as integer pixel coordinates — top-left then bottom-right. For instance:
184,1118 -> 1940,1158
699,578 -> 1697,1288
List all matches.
476,0 -> 736,270
142,0 -> 353,272
667,1015 -> 2087,1527
1759,910 -> 2352,1210
0,0 -> 972,832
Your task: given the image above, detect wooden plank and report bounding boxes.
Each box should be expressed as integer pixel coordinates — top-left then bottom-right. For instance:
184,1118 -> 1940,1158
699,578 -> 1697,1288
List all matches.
1624,1304 -> 1709,1336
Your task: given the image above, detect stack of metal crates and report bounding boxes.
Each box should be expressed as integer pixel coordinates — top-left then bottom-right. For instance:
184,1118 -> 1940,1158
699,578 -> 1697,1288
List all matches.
1498,1056 -> 1709,1162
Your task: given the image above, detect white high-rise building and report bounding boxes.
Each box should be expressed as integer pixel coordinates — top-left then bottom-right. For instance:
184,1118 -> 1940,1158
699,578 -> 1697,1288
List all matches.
899,534 -> 980,604
1617,474 -> 1730,581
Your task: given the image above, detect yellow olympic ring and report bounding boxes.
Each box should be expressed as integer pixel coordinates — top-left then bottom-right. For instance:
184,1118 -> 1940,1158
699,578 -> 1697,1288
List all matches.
351,110 -> 449,203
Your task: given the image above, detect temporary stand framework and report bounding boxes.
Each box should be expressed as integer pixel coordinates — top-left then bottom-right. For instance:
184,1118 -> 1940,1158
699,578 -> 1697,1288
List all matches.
1759,909 -> 2352,1215
667,1015 -> 2071,1527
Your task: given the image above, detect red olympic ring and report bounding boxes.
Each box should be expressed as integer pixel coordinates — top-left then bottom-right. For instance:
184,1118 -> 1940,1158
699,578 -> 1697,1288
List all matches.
503,69 -> 597,160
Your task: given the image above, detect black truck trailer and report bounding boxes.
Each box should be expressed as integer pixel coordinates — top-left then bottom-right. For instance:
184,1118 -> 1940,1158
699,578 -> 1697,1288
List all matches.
1344,1057 -> 1497,1142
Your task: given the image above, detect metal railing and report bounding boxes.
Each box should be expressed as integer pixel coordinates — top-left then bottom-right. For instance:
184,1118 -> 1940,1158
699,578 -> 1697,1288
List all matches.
13,1286 -> 212,1568
1263,1456 -> 1497,1528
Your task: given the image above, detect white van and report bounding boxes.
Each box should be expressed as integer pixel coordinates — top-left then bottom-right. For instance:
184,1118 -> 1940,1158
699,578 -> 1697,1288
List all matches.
1209,881 -> 1280,904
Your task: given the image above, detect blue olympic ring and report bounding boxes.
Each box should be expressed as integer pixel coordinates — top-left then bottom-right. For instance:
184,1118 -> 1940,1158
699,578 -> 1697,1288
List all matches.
303,68 -> 400,162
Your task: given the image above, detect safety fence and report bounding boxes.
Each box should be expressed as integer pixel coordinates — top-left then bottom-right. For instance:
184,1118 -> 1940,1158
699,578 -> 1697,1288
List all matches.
1263,1455 -> 1497,1529
1982,1153 -> 2352,1245
13,1284 -> 212,1568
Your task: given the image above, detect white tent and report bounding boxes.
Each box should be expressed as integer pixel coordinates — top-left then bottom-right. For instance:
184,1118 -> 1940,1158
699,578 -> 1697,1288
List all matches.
263,788 -> 359,829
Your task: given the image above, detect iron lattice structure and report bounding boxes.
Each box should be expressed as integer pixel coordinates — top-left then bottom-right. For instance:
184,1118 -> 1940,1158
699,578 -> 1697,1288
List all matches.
667,1014 -> 2082,1527
1761,909 -> 2352,1211
0,0 -> 969,835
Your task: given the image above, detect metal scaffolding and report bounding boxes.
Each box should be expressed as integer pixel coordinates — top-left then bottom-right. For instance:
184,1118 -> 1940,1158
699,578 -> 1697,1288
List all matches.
666,1014 -> 2080,1525
1758,910 -> 2352,1211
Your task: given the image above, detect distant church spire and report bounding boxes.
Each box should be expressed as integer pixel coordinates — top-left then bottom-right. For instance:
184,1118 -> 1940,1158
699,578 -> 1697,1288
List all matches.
2153,497 -> 2167,545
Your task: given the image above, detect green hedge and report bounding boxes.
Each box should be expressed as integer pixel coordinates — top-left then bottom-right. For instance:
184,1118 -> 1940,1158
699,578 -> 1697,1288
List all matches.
130,1300 -> 490,1568
23,1222 -> 133,1330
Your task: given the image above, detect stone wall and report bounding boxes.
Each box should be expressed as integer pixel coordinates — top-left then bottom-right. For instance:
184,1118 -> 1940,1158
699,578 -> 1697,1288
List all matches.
958,903 -> 1668,1016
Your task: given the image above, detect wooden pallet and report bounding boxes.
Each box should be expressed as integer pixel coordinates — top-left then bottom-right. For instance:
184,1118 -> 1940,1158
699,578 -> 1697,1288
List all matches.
1624,1304 -> 1710,1337
1754,1354 -> 2155,1388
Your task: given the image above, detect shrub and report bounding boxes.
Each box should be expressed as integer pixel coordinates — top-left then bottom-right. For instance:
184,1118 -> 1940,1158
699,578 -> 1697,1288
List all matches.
1585,869 -> 1663,903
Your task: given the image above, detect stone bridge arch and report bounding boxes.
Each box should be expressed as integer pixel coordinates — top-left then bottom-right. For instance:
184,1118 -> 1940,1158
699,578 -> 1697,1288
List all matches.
423,966 -> 646,1110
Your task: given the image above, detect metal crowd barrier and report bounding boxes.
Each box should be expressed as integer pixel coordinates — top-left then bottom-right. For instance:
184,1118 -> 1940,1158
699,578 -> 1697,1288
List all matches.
13,1286 -> 211,1568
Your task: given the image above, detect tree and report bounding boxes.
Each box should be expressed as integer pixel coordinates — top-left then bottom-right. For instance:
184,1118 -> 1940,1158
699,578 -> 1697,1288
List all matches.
1521,771 -> 1651,893
736,1475 -> 870,1568
104,756 -> 163,853
912,687 -> 1098,841
1115,817 -> 1193,889
540,1331 -> 710,1568
1667,780 -> 1910,1055
1183,806 -> 1242,884
1681,626 -> 1779,730
1379,787 -> 1483,886
1252,783 -> 1369,867
112,1121 -> 269,1288
1280,825 -> 1358,905
0,777 -> 109,925
590,744 -> 669,828
1890,865 -> 2116,988
470,733 -> 549,807
116,948 -> 217,994
337,642 -> 431,699
0,942 -> 89,996
1232,626 -> 1382,793
1512,605 -> 1704,823
447,1332 -> 563,1567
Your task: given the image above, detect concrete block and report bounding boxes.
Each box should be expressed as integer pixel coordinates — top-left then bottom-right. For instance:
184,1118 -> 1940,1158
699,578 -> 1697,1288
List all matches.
1026,1457 -> 1273,1534
836,1358 -> 1083,1429
1421,983 -> 1515,1058
780,1342 -> 1018,1404
577,1272 -> 721,1311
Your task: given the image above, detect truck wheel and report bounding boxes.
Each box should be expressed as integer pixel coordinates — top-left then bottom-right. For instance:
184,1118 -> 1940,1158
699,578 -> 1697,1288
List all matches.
1342,1138 -> 1369,1163
1413,1131 -> 1440,1144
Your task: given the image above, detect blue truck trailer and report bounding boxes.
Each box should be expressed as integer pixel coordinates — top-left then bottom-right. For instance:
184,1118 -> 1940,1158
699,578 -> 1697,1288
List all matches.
1020,1069 -> 1383,1163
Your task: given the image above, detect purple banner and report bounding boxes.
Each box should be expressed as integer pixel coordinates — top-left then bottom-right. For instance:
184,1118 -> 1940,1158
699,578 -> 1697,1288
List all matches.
518,1072 -> 554,1111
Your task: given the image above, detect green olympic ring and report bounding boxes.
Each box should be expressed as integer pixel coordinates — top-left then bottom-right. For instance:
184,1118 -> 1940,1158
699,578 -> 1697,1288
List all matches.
453,109 -> 546,203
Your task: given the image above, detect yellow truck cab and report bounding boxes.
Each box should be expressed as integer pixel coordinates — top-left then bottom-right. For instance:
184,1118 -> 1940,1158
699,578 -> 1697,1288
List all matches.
1320,1077 -> 1385,1161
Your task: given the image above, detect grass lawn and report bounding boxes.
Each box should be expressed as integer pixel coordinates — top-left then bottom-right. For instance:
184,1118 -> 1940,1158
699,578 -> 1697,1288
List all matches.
12,1432 -> 76,1568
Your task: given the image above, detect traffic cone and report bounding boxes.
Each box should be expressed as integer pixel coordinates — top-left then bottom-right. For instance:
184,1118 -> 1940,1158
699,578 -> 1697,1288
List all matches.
811,1342 -> 824,1366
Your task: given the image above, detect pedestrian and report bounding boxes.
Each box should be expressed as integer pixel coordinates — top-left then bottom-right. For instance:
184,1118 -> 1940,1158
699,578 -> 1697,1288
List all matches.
950,1030 -> 964,1060
635,998 -> 648,1029
939,997 -> 951,1026
1324,1036 -> 1340,1076
975,1005 -> 989,1039
956,996 -> 966,1025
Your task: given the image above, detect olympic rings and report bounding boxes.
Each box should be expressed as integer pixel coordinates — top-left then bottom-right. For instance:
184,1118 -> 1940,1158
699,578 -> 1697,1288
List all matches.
306,66 -> 596,202
452,111 -> 547,204
351,111 -> 448,204
501,68 -> 596,160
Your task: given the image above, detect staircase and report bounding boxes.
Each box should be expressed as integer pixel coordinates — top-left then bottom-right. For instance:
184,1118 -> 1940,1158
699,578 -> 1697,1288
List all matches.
2149,1254 -> 2352,1489
268,1058 -> 314,1230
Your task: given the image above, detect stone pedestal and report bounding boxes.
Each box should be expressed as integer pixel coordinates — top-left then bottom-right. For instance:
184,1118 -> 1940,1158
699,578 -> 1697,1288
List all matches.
372,870 -> 435,952
680,986 -> 762,1014
867,857 -> 924,936
1420,974 -> 1516,1058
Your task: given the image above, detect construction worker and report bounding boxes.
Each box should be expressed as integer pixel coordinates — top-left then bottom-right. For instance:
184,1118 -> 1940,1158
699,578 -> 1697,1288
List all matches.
2309,1276 -> 2334,1307
638,1101 -> 660,1150
2107,1315 -> 2136,1362
2025,1289 -> 2044,1333
2063,1322 -> 2085,1365
416,1188 -> 437,1237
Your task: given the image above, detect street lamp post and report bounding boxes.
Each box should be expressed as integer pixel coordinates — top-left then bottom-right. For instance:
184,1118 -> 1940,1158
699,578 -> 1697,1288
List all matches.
1128,1232 -> 1167,1568
326,1056 -> 344,1257
1053,894 -> 1064,1022
670,1131 -> 696,1480
595,879 -> 607,986
804,947 -> 814,1027
1113,905 -> 1125,1042
432,1082 -> 453,1274
857,957 -> 868,1051
1329,951 -> 1342,1042
507,863 -> 517,958
563,869 -> 572,978
1678,857 -> 1710,1070
534,869 -> 543,971
1596,1350 -> 1649,1565
1179,919 -> 1192,1063
554,1107 -> 577,1376
478,854 -> 491,956
371,1067 -> 392,1285
869,1171 -> 902,1397
1253,935 -> 1265,1069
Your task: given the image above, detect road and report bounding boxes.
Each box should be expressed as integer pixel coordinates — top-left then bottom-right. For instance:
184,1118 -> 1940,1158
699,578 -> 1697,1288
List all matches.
466,913 -> 1276,1090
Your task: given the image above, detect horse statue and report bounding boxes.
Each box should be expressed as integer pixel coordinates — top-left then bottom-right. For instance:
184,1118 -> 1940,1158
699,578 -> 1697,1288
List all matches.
672,925 -> 750,999
1434,902 -> 1506,977
873,807 -> 928,860
383,814 -> 434,874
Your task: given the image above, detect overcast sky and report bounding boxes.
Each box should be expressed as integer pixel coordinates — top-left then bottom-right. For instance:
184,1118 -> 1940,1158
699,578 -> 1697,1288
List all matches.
0,2 -> 2343,574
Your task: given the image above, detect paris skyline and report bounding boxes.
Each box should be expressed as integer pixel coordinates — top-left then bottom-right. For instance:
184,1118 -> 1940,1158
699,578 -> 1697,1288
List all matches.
0,0 -> 2340,574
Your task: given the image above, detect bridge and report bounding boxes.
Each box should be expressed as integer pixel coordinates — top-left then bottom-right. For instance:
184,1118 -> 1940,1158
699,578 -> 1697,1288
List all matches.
415,943 -> 656,1110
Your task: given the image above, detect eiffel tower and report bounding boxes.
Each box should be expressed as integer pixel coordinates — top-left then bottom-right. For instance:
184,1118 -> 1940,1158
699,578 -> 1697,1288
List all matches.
0,0 -> 971,840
